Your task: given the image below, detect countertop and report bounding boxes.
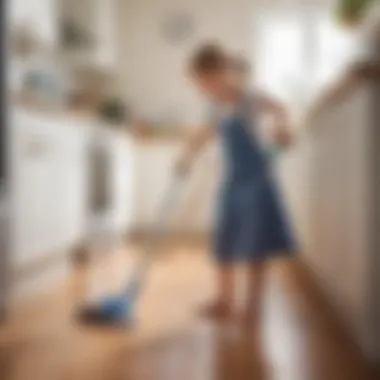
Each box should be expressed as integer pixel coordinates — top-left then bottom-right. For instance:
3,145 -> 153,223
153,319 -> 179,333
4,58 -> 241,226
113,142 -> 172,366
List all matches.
11,97 -> 187,143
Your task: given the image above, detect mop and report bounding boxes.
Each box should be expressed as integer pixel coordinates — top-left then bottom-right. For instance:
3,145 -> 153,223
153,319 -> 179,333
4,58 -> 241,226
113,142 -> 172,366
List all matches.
75,139 -> 285,327
75,173 -> 186,326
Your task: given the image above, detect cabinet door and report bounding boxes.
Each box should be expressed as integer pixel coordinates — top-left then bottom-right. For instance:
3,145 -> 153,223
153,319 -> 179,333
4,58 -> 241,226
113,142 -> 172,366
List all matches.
10,111 -> 88,266
88,130 -> 133,235
11,113 -> 56,265
52,119 -> 88,247
58,0 -> 117,68
108,135 -> 133,233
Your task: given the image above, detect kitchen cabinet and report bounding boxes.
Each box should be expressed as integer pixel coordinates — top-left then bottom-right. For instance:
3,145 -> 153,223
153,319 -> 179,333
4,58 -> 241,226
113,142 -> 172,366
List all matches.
292,83 -> 380,362
58,0 -> 117,69
8,108 -> 133,299
10,110 -> 89,267
9,0 -> 58,46
87,126 -> 133,237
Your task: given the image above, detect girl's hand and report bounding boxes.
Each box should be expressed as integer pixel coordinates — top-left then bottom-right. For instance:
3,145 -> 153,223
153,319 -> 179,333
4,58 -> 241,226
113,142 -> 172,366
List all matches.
272,125 -> 294,149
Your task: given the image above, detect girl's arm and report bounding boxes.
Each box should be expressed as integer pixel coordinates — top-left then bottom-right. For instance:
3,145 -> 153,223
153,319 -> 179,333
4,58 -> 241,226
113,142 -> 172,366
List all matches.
175,125 -> 215,177
255,91 -> 293,148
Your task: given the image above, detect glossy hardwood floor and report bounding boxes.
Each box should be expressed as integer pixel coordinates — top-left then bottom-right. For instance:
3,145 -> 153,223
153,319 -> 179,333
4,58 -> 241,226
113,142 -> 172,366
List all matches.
0,243 -> 376,380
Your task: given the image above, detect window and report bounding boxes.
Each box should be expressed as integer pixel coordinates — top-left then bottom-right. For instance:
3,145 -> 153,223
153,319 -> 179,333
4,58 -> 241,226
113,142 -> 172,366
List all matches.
316,15 -> 356,87
255,12 -> 304,104
254,8 -> 356,112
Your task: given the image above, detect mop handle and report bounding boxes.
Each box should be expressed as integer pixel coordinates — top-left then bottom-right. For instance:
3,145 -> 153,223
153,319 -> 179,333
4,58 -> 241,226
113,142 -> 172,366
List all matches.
145,174 -> 186,254
124,174 -> 186,293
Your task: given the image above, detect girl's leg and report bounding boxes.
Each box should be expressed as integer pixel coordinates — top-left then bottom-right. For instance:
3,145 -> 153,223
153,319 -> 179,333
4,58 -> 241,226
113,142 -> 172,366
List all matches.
243,260 -> 267,324
217,263 -> 235,309
201,263 -> 235,320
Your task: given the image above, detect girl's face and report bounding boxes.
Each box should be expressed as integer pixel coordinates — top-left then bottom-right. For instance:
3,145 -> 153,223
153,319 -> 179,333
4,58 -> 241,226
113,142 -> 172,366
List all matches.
236,71 -> 250,87
230,59 -> 253,88
192,70 -> 229,99
233,68 -> 251,88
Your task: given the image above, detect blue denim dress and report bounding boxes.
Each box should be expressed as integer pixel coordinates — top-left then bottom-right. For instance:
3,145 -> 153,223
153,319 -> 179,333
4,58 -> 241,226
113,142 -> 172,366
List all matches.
212,92 -> 293,263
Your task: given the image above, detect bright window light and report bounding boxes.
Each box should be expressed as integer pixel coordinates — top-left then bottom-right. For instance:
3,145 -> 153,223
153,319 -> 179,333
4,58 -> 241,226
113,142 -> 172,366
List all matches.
254,9 -> 356,110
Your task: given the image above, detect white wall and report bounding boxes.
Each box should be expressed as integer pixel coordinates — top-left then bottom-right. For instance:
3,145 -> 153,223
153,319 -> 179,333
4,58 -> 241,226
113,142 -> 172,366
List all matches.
116,0 -> 255,124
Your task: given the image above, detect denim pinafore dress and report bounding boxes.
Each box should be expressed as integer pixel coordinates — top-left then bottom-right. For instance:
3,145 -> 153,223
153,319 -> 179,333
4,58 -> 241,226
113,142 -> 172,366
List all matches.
212,92 -> 293,262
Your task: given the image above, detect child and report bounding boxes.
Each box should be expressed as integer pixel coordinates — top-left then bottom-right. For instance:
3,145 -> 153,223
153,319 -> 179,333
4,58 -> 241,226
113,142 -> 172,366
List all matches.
176,44 -> 294,324
229,55 -> 252,89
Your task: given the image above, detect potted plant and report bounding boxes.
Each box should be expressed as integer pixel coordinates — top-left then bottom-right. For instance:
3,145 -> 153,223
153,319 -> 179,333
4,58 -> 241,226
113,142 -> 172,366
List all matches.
337,0 -> 375,28
97,97 -> 128,125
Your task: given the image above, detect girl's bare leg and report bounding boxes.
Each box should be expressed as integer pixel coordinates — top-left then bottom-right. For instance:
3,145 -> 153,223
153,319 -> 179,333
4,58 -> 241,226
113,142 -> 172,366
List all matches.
243,260 -> 267,325
201,263 -> 235,320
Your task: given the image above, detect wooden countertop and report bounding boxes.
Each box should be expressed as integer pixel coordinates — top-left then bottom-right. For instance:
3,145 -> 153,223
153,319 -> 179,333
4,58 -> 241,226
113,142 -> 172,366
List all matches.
11,96 -> 189,142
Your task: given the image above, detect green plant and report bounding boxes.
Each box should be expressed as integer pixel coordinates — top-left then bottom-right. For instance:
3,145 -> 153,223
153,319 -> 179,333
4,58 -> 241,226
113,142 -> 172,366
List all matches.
337,0 -> 375,26
97,97 -> 127,125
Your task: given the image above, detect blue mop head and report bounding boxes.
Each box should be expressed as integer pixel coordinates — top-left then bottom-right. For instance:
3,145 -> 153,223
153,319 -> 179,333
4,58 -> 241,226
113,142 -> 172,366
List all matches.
76,294 -> 134,327
76,280 -> 142,327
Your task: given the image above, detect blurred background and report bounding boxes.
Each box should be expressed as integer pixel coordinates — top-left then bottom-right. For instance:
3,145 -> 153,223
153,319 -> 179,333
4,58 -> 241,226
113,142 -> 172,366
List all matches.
1,0 -> 380,379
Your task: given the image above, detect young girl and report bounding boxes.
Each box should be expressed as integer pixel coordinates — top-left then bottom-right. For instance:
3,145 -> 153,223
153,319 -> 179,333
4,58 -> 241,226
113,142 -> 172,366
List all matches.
230,55 -> 252,89
176,44 -> 294,324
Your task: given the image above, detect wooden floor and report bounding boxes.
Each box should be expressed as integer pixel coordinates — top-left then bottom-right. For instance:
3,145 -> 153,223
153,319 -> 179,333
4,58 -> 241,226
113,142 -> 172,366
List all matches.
0,243 -> 376,380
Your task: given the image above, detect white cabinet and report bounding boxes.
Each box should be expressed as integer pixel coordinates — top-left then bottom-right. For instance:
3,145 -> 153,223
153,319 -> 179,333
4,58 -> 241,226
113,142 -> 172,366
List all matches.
8,109 -> 133,301
9,0 -> 58,46
9,110 -> 133,269
9,110 -> 89,267
291,85 -> 380,362
59,0 -> 117,69
89,127 -> 134,236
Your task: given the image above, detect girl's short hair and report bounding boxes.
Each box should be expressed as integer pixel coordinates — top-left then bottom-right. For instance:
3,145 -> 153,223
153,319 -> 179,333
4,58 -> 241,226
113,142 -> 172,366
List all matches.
189,43 -> 228,74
